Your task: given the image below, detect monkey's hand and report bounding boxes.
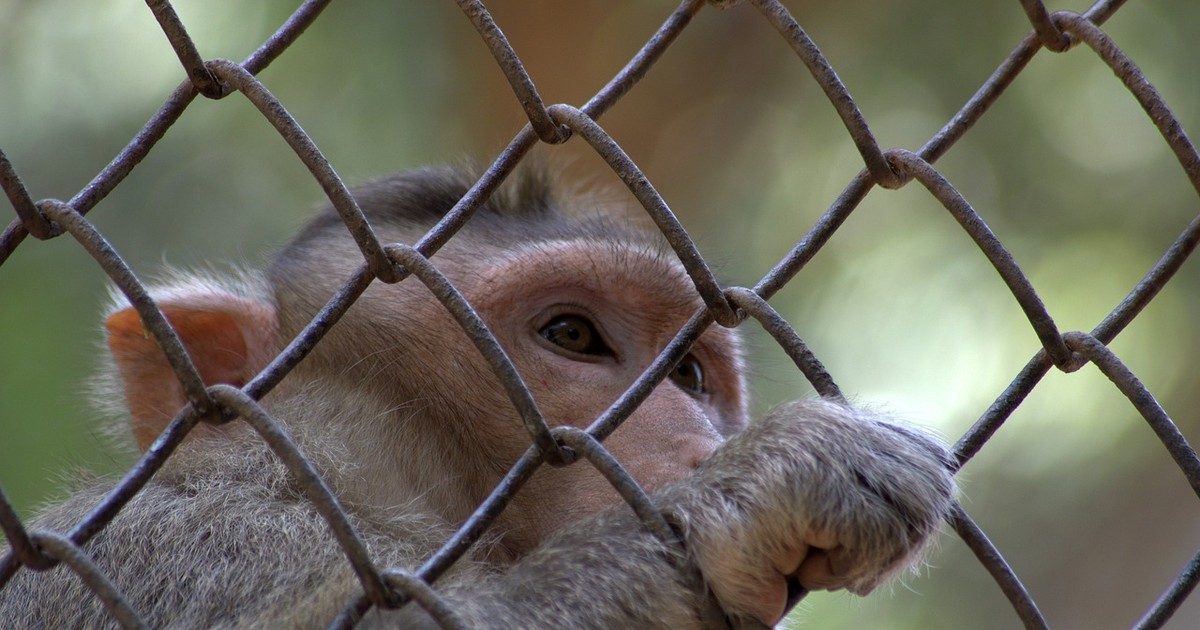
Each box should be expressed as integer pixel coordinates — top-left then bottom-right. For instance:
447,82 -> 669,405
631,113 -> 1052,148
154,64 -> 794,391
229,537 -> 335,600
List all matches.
662,399 -> 957,626
402,400 -> 954,629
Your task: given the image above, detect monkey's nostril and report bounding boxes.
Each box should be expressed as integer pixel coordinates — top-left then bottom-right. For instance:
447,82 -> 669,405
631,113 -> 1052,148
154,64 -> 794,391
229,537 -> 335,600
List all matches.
686,440 -> 719,468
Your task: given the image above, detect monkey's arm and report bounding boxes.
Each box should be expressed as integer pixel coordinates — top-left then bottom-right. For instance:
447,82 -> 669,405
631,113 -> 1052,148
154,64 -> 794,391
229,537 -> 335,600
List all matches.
383,399 -> 956,629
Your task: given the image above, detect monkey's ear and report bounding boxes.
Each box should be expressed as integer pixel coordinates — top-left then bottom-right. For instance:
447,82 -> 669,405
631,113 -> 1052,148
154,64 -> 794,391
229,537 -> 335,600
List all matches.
105,291 -> 278,451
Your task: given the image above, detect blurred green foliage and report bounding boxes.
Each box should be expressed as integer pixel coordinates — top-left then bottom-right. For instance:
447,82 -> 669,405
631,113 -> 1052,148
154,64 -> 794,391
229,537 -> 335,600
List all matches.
2,1 -> 1199,627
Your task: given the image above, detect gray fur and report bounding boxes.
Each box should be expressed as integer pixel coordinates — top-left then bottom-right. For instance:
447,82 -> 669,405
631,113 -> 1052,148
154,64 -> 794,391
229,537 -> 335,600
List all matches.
2,400 -> 954,628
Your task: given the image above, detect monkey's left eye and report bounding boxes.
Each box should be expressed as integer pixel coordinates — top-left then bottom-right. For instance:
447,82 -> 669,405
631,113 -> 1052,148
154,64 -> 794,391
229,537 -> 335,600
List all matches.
539,315 -> 612,357
669,354 -> 705,396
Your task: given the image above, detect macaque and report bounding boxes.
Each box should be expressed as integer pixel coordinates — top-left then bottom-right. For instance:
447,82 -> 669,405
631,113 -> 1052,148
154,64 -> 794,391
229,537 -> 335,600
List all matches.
0,166 -> 955,628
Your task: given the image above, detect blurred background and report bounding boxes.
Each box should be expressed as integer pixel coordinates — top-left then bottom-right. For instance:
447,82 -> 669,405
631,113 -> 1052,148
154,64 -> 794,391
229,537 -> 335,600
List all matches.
2,0 -> 1198,627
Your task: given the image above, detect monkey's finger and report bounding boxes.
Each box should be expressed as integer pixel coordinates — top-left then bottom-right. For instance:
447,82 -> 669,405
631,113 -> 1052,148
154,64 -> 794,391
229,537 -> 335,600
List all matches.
772,541 -> 809,577
794,549 -> 843,591
732,541 -> 810,627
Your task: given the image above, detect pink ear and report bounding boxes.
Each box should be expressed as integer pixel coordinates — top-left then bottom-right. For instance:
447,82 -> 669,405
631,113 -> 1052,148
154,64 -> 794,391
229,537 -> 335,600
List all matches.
105,293 -> 277,451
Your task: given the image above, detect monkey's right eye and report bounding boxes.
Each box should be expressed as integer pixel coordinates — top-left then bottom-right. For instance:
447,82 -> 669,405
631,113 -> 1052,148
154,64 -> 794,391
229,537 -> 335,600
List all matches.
539,315 -> 612,357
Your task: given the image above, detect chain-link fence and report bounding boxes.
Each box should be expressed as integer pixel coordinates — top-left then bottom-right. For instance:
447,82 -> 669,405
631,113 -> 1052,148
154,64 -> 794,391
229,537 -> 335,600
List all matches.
1,0 -> 1198,627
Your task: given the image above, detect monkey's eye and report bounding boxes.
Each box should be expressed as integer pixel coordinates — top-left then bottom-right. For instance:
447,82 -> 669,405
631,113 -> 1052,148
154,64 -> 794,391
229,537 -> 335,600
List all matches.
539,315 -> 612,356
670,354 -> 705,396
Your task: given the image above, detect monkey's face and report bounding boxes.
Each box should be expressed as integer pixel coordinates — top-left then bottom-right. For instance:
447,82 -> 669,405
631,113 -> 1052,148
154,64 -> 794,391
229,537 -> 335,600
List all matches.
462,237 -> 748,555
269,216 -> 748,556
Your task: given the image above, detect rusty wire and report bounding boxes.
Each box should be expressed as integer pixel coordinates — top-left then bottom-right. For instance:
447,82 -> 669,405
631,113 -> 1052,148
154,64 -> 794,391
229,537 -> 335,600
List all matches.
0,0 -> 1198,628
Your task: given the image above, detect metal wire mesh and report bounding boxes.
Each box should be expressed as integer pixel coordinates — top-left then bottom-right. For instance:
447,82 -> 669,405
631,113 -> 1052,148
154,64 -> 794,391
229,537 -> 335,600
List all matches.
1,0 -> 1198,628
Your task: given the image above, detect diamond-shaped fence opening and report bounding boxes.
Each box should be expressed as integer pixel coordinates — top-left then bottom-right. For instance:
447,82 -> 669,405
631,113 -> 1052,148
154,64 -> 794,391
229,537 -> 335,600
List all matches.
1,1 -> 1198,628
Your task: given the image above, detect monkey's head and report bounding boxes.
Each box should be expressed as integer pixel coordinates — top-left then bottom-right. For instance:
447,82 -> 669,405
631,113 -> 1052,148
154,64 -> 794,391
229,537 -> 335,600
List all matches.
104,166 -> 747,557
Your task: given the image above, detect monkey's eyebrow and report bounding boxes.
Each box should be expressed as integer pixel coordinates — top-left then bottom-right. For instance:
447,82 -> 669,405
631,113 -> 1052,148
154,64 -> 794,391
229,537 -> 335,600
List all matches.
484,238 -> 701,307
495,238 -> 689,279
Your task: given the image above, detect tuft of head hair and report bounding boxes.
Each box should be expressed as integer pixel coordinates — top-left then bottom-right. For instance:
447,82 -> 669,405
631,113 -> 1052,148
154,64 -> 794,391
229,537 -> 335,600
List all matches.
295,164 -> 563,237
276,163 -> 671,267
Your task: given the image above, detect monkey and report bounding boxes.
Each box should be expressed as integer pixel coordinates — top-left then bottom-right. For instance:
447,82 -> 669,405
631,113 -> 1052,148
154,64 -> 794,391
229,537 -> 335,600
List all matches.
0,166 -> 956,628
